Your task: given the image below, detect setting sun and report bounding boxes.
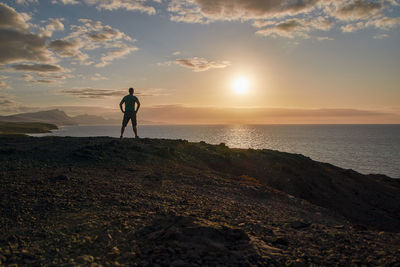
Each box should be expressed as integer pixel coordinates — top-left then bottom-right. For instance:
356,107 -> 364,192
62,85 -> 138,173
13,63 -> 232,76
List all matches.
233,77 -> 250,94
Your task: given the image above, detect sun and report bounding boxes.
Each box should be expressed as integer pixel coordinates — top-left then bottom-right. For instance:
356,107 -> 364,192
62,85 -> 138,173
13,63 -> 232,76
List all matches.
233,77 -> 249,94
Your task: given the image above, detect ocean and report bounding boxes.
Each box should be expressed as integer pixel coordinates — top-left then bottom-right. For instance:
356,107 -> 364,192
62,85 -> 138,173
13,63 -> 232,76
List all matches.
31,124 -> 400,178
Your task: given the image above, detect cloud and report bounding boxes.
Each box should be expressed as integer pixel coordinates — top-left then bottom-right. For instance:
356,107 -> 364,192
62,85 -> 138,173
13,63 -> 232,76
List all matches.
40,18 -> 65,37
256,19 -> 309,38
316,36 -> 334,41
72,19 -> 134,45
60,87 -> 125,98
134,87 -> 170,97
0,93 -> 21,113
37,73 -> 74,79
83,0 -> 158,14
367,16 -> 400,29
51,0 -> 79,5
0,92 -> 42,114
90,73 -> 108,80
59,87 -> 169,99
0,80 -> 8,89
16,0 -> 39,4
21,72 -> 72,85
175,57 -> 231,72
0,3 -> 30,31
59,19 -> 138,66
11,63 -> 67,73
157,61 -> 173,66
31,79 -> 57,84
373,33 -> 389,39
0,3 -> 55,65
167,0 -> 400,39
331,0 -> 383,21
252,20 -> 276,28
95,44 -> 138,67
341,21 -> 365,32
168,0 -> 320,23
48,39 -> 89,62
0,29 -> 54,65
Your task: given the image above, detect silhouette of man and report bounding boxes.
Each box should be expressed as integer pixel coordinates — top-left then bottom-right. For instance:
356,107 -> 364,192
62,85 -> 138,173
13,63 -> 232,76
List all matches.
120,87 -> 140,139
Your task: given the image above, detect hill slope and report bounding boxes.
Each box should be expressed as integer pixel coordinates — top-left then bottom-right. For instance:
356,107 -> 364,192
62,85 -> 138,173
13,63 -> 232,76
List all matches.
0,109 -> 76,125
0,137 -> 399,265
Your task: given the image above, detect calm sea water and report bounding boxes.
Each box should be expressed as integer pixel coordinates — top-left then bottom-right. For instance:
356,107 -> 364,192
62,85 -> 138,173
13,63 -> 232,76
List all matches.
31,125 -> 400,178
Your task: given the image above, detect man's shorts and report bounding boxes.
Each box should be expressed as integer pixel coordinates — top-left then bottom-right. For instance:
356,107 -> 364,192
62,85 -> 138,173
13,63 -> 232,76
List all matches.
122,110 -> 137,127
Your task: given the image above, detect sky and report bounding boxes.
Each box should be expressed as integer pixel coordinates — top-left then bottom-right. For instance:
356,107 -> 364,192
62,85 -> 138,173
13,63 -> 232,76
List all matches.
0,0 -> 400,124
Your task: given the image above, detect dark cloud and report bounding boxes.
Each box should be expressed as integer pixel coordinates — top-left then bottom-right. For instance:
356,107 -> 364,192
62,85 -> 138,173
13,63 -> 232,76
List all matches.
167,0 -> 400,39
60,87 -> 125,98
0,29 -> 53,65
12,64 -> 66,73
60,87 -> 168,98
22,72 -> 70,85
31,79 -> 57,84
175,57 -> 231,72
168,0 -> 320,23
0,3 -> 55,66
256,19 -> 308,38
0,3 -> 30,31
48,39 -> 89,62
332,0 -> 383,21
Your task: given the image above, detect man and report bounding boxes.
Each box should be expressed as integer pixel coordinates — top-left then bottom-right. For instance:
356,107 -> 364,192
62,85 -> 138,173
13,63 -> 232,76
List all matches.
120,87 -> 140,139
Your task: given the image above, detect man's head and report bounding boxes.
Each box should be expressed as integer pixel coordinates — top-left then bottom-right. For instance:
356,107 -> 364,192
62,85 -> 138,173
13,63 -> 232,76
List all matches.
129,87 -> 134,94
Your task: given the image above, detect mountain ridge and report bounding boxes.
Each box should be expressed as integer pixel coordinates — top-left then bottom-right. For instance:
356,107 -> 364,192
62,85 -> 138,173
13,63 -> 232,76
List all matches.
0,109 -> 160,126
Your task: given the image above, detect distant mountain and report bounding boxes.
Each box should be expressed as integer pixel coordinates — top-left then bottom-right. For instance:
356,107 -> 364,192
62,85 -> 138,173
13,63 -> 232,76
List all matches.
0,109 -> 76,126
0,109 -> 161,126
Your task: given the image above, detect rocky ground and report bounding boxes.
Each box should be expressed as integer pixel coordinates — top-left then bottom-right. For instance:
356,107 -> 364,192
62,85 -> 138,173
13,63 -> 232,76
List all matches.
0,136 -> 400,266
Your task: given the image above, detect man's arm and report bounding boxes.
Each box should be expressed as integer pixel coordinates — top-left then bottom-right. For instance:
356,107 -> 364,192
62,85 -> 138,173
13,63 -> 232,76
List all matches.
119,99 -> 125,113
135,99 -> 141,113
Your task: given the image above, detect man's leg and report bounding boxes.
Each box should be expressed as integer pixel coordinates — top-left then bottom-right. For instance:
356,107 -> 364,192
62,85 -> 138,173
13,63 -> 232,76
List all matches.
120,126 -> 125,138
121,113 -> 128,139
132,113 -> 139,138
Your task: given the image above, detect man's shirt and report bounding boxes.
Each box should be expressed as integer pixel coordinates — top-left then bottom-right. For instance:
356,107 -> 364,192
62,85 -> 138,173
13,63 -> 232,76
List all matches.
121,94 -> 139,112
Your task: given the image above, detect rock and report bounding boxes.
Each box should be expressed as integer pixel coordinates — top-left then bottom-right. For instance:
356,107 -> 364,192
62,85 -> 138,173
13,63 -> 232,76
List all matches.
135,215 -> 262,265
171,259 -> 186,266
274,237 -> 289,246
77,255 -> 94,263
290,221 -> 311,229
49,175 -> 68,183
